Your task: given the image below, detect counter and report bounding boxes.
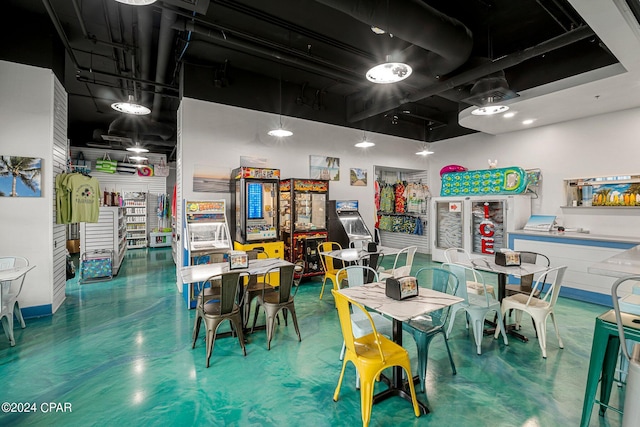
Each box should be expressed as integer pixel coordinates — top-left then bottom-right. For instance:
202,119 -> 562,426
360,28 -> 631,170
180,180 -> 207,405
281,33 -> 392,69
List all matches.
509,230 -> 640,306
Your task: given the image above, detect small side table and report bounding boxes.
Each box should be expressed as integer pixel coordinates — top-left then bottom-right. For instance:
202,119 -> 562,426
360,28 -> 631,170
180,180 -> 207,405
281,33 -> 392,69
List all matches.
580,310 -> 640,426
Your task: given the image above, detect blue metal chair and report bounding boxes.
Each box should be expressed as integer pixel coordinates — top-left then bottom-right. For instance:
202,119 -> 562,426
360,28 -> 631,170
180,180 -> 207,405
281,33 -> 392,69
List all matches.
402,267 -> 459,392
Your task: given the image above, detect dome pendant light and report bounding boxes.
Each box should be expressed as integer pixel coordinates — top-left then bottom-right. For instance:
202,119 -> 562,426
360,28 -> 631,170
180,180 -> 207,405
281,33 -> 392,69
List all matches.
355,130 -> 375,148
111,94 -> 151,115
366,56 -> 412,84
268,75 -> 293,138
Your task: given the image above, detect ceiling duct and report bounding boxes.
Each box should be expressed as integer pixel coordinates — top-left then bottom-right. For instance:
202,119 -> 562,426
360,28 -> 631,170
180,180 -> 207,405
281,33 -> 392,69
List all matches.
461,71 -> 519,107
314,0 -> 473,76
161,0 -> 211,14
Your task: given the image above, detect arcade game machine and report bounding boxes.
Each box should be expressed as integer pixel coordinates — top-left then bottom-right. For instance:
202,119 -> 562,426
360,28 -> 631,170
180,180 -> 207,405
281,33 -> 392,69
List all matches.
327,200 -> 374,249
182,199 -> 232,308
279,178 -> 329,277
231,167 -> 283,259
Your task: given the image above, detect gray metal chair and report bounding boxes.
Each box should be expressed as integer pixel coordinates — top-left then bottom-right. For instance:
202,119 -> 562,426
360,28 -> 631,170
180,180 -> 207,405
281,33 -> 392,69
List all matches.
192,271 -> 246,367
251,264 -> 302,350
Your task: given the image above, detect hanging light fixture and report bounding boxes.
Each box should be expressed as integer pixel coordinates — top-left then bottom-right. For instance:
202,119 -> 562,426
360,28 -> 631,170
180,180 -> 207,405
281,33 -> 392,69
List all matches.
416,122 -> 434,155
114,0 -> 157,5
111,95 -> 151,115
126,145 -> 149,153
415,145 -> 434,156
355,130 -> 375,148
129,155 -> 148,162
366,56 -> 412,84
268,74 -> 293,138
471,104 -> 510,116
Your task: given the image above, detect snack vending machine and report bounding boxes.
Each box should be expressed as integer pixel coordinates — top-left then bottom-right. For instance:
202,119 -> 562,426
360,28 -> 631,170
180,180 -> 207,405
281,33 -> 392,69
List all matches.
231,167 -> 284,259
327,200 -> 374,249
182,199 -> 233,308
279,178 -> 329,277
430,195 -> 531,263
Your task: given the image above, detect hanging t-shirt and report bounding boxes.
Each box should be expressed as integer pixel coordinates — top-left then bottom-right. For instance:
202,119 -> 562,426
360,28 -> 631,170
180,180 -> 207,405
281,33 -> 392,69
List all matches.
65,173 -> 101,223
55,172 -> 70,224
394,182 -> 406,214
379,184 -> 394,213
405,182 -> 430,214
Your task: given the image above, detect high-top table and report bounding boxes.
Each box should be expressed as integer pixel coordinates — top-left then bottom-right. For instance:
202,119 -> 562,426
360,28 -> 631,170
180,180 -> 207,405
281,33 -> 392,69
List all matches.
338,282 -> 462,414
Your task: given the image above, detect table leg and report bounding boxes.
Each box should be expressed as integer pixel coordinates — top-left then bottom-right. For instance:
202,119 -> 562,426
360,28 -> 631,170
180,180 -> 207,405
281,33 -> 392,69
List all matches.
598,335 -> 621,415
497,272 -> 530,342
372,319 -> 429,414
580,319 -> 611,427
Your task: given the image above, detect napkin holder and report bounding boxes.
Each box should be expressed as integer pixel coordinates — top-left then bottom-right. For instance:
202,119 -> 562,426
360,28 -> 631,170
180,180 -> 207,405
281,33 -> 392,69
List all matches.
495,251 -> 521,267
228,250 -> 249,270
367,242 -> 378,253
385,276 -> 419,300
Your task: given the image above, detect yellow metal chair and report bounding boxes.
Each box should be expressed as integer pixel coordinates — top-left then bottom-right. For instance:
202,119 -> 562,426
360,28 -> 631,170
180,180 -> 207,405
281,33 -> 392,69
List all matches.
331,289 -> 420,427
318,241 -> 346,300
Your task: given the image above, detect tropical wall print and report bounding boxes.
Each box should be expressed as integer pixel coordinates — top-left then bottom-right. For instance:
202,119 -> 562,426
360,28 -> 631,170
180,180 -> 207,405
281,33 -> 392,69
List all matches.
350,168 -> 367,186
0,156 -> 42,197
591,183 -> 640,206
309,155 -> 340,181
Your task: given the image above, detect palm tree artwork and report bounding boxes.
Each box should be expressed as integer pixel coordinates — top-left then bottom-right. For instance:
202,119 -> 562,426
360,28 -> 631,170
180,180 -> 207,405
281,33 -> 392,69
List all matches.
0,156 -> 42,197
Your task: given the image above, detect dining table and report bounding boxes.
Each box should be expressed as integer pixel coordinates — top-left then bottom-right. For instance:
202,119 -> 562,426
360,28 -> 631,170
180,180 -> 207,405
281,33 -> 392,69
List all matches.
319,245 -> 401,264
0,263 -> 35,346
463,256 -> 552,342
338,281 -> 463,414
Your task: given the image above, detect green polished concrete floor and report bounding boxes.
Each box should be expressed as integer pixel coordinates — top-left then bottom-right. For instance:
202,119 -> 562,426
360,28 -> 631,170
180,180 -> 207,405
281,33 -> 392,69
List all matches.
0,248 -> 627,426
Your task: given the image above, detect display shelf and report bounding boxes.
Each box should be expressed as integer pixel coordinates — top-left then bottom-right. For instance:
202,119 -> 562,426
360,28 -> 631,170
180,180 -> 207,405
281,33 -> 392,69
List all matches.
565,174 -> 640,207
124,192 -> 147,248
80,206 -> 126,275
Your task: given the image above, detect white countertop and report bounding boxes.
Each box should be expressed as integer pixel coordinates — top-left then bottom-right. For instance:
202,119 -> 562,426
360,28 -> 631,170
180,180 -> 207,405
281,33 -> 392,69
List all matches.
511,229 -> 640,245
588,245 -> 640,278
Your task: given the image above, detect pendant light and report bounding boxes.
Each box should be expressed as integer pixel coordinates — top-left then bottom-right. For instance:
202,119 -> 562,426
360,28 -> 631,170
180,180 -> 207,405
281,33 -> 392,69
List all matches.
416,122 -> 434,156
355,130 -> 375,148
111,94 -> 151,115
366,0 -> 412,84
268,75 -> 293,138
114,0 -> 157,5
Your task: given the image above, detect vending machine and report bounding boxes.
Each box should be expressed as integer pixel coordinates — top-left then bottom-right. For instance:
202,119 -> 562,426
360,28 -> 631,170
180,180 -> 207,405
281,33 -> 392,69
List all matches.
181,199 -> 233,307
327,200 -> 374,249
279,178 -> 329,277
430,195 -> 531,262
231,167 -> 284,259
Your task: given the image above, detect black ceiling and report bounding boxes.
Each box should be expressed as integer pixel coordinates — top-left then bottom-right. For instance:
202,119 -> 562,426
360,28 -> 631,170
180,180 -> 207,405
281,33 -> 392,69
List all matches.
2,0 -> 617,159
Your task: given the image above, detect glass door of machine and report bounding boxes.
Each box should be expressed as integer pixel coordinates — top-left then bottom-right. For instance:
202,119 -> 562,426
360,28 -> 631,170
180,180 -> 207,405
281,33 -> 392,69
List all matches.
434,200 -> 464,250
294,193 -> 326,231
470,199 -> 507,255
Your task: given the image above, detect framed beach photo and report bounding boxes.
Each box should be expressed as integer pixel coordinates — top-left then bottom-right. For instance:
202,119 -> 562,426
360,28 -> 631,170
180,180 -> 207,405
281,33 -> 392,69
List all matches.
309,155 -> 340,181
350,168 -> 367,186
0,156 -> 42,197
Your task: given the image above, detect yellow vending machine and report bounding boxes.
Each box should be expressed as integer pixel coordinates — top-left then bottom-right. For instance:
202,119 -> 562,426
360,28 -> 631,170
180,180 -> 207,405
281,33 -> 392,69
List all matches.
231,167 -> 284,259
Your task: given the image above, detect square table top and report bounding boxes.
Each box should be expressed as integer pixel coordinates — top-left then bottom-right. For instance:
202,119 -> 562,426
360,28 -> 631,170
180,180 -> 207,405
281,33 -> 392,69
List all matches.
179,258 -> 293,284
465,256 -> 551,278
320,245 -> 401,262
0,265 -> 35,282
338,281 -> 463,322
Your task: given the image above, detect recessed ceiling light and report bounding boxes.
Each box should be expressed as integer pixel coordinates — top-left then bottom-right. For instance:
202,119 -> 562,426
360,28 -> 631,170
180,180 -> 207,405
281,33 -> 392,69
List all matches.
471,105 -> 510,116
503,112 -> 516,118
522,119 -> 535,125
366,60 -> 412,84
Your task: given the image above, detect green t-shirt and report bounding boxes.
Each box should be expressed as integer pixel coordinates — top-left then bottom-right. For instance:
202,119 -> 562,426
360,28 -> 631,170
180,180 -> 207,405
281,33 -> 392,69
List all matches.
65,173 -> 100,223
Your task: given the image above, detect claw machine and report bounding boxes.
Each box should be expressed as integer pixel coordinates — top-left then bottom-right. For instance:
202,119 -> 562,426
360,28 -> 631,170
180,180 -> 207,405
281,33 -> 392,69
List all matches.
430,195 -> 531,262
327,200 -> 374,249
231,167 -> 284,259
182,200 -> 233,308
279,178 -> 329,277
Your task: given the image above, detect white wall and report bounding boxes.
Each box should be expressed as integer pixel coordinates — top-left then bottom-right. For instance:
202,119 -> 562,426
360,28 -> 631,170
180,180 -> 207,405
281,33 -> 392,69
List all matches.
0,61 -> 56,310
180,98 -> 432,235
428,108 -> 640,237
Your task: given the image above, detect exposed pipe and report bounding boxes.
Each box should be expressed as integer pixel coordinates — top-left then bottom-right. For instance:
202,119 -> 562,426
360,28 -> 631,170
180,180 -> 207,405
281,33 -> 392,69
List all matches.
137,6 -> 154,105
314,0 -> 473,76
152,9 -> 177,122
348,25 -> 596,123
76,67 -> 179,91
41,0 -> 81,68
176,20 -> 366,86
71,0 -> 135,52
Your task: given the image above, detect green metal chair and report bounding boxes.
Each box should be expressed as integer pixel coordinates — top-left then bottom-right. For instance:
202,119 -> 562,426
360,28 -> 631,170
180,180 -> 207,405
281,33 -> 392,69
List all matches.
402,267 -> 459,392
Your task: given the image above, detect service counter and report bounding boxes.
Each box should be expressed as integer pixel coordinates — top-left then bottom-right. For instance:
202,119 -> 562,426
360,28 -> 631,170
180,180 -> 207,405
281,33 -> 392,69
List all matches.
509,230 -> 640,306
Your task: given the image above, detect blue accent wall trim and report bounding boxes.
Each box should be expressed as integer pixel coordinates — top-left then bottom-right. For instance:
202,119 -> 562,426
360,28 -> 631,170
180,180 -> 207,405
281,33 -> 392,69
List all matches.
509,233 -> 637,250
560,287 -> 612,307
22,304 -> 53,319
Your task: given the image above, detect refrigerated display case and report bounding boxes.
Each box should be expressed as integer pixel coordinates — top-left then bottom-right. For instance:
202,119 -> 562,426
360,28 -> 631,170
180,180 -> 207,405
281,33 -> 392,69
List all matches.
182,200 -> 232,308
280,178 -> 329,277
430,195 -> 531,262
327,200 -> 374,249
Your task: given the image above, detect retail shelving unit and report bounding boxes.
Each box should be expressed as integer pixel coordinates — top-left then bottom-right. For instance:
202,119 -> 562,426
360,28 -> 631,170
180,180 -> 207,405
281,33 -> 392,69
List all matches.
124,192 -> 148,249
80,206 -> 127,275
